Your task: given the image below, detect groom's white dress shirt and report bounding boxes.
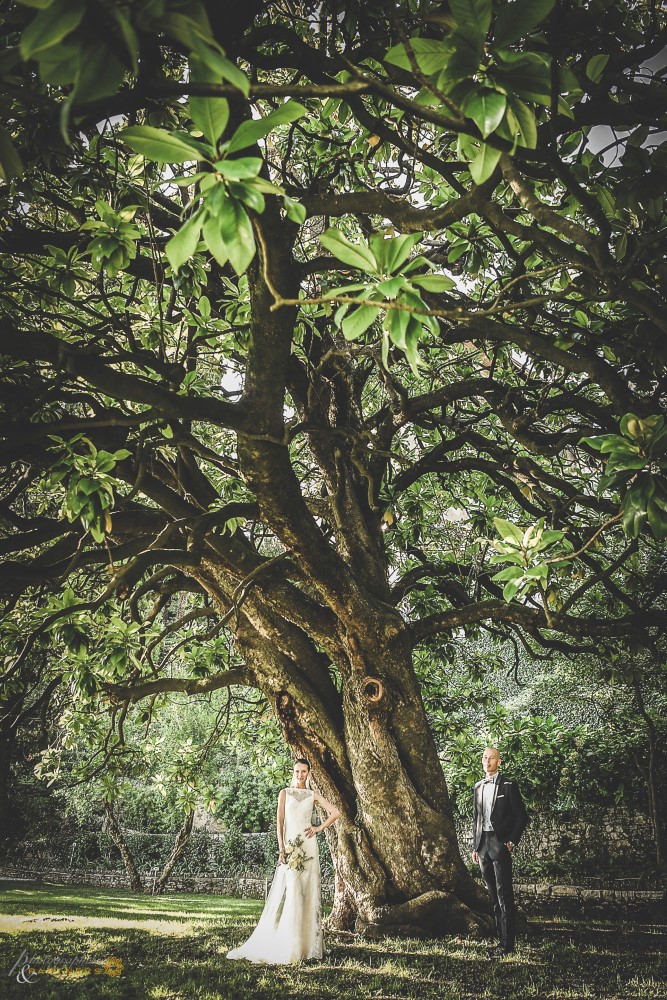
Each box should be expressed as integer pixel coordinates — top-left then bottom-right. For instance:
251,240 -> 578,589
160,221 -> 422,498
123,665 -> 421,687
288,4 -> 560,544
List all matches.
482,772 -> 498,832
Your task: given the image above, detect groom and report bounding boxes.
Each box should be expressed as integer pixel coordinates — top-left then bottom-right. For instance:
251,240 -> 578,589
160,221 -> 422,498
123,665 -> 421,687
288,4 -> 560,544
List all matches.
472,746 -> 528,958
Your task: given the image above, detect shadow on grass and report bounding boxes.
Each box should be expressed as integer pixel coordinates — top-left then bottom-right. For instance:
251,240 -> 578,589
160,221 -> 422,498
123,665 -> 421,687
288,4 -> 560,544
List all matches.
0,881 -> 665,1000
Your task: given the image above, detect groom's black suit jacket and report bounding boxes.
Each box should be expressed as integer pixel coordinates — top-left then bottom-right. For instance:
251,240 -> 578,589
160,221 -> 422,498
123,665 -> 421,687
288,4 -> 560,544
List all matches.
472,773 -> 528,851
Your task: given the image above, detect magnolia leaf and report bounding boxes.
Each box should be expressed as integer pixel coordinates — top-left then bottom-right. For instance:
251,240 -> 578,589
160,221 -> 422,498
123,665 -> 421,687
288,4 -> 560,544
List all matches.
319,228 -> 378,272
201,214 -> 228,267
190,40 -> 250,97
462,89 -> 507,137
19,0 -> 85,59
218,197 -> 255,274
506,97 -> 537,149
586,54 -> 609,83
227,101 -> 308,154
72,39 -> 126,103
215,157 -> 263,180
190,95 -> 230,146
385,37 -> 453,75
449,0 -> 492,36
469,143 -> 501,184
166,208 -> 205,271
494,0 -> 555,47
493,517 -> 524,545
410,273 -> 456,292
341,305 -> 381,340
121,126 -> 205,164
284,196 -> 307,224
370,231 -> 422,275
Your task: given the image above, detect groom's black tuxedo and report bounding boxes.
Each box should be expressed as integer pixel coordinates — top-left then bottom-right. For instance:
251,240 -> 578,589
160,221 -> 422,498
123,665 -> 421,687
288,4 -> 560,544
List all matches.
472,772 -> 528,955
472,773 -> 528,851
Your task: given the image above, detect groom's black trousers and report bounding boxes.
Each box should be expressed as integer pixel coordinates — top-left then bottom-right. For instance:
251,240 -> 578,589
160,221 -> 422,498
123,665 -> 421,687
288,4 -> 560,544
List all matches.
477,830 -> 516,952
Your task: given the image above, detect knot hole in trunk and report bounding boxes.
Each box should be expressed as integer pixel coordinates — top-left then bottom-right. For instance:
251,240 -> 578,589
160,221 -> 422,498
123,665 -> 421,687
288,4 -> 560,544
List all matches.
360,676 -> 384,704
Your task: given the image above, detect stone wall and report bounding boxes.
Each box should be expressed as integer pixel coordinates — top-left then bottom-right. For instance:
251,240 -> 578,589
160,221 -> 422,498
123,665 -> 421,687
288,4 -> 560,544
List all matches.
0,865 -> 334,901
454,804 -> 656,874
0,865 -> 662,921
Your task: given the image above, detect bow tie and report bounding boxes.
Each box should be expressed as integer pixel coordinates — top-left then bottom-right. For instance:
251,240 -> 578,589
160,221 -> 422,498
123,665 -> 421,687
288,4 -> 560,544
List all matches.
483,776 -> 496,783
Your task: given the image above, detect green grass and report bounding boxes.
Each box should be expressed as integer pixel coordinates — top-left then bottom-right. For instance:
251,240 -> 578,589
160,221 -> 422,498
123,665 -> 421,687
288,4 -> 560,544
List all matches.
1,880 -> 665,999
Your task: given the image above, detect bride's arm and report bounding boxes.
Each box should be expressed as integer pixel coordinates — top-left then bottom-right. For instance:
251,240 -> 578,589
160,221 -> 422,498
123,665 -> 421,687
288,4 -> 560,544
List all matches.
277,788 -> 286,862
305,793 -> 341,838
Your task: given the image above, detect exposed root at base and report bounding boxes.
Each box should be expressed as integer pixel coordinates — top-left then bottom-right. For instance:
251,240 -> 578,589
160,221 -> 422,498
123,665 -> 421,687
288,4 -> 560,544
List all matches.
356,889 -> 494,940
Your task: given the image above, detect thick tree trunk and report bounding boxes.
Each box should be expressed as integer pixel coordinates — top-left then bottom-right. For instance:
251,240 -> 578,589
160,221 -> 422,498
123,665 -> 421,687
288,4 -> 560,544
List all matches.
317,629 -> 490,937
103,802 -> 143,892
154,810 -> 195,894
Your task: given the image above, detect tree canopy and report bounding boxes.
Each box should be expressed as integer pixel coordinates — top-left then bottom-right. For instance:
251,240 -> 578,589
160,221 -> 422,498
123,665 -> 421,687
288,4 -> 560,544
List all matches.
1,0 -> 666,934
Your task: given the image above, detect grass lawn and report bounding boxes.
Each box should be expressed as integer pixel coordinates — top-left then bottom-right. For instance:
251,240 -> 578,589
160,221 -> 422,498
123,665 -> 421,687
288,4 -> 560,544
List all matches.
0,880 -> 665,999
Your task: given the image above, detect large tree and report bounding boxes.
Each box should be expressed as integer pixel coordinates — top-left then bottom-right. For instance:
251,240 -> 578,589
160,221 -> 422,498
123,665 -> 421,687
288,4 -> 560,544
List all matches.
1,0 -> 666,935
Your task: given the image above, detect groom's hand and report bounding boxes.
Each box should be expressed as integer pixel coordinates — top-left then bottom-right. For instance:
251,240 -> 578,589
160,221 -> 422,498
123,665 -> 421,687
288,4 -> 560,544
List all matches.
472,850 -> 479,863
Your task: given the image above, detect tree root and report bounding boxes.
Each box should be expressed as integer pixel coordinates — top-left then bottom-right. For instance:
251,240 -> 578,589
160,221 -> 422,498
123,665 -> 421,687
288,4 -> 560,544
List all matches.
356,890 -> 494,939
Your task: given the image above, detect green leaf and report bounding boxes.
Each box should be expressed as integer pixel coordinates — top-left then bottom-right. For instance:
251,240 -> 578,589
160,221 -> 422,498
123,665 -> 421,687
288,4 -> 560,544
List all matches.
232,182 -> 265,214
218,197 -> 255,274
202,213 -> 228,266
385,38 -> 453,75
189,40 -> 250,97
284,196 -> 307,224
121,126 -> 205,164
19,0 -> 85,59
449,0 -> 492,36
226,101 -> 308,154
647,499 -> 667,540
0,125 -> 24,182
503,579 -> 521,602
586,54 -> 609,83
469,143 -> 501,184
166,207 -> 205,271
491,566 -> 524,582
493,51 -> 553,105
494,0 -> 555,47
215,157 -> 263,180
461,89 -> 507,137
445,26 -> 485,81
385,305 -> 410,349
72,39 -> 126,103
410,273 -> 456,292
403,321 -> 422,375
376,276 -> 406,298
190,95 -> 230,146
493,517 -> 524,544
505,97 -> 537,149
370,232 -> 422,275
341,305 -> 381,340
319,228 -> 378,272
108,5 -> 139,75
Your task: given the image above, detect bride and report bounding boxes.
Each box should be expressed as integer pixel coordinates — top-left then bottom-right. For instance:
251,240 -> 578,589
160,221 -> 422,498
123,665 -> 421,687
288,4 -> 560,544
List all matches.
226,758 -> 341,965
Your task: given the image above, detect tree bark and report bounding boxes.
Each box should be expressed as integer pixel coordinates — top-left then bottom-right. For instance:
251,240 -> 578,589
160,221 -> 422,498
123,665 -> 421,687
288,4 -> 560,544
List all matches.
153,809 -> 196,895
103,802 -> 143,893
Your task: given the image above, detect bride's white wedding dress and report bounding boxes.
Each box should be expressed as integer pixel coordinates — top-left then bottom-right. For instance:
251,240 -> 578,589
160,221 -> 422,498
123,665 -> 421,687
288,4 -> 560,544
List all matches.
226,786 -> 323,964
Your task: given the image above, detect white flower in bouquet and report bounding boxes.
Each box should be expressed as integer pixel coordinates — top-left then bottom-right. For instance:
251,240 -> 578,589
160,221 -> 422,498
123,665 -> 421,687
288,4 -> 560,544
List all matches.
284,834 -> 311,872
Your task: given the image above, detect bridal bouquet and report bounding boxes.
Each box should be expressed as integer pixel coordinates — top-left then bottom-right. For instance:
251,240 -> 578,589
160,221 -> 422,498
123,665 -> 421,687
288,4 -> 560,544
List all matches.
284,835 -> 310,872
